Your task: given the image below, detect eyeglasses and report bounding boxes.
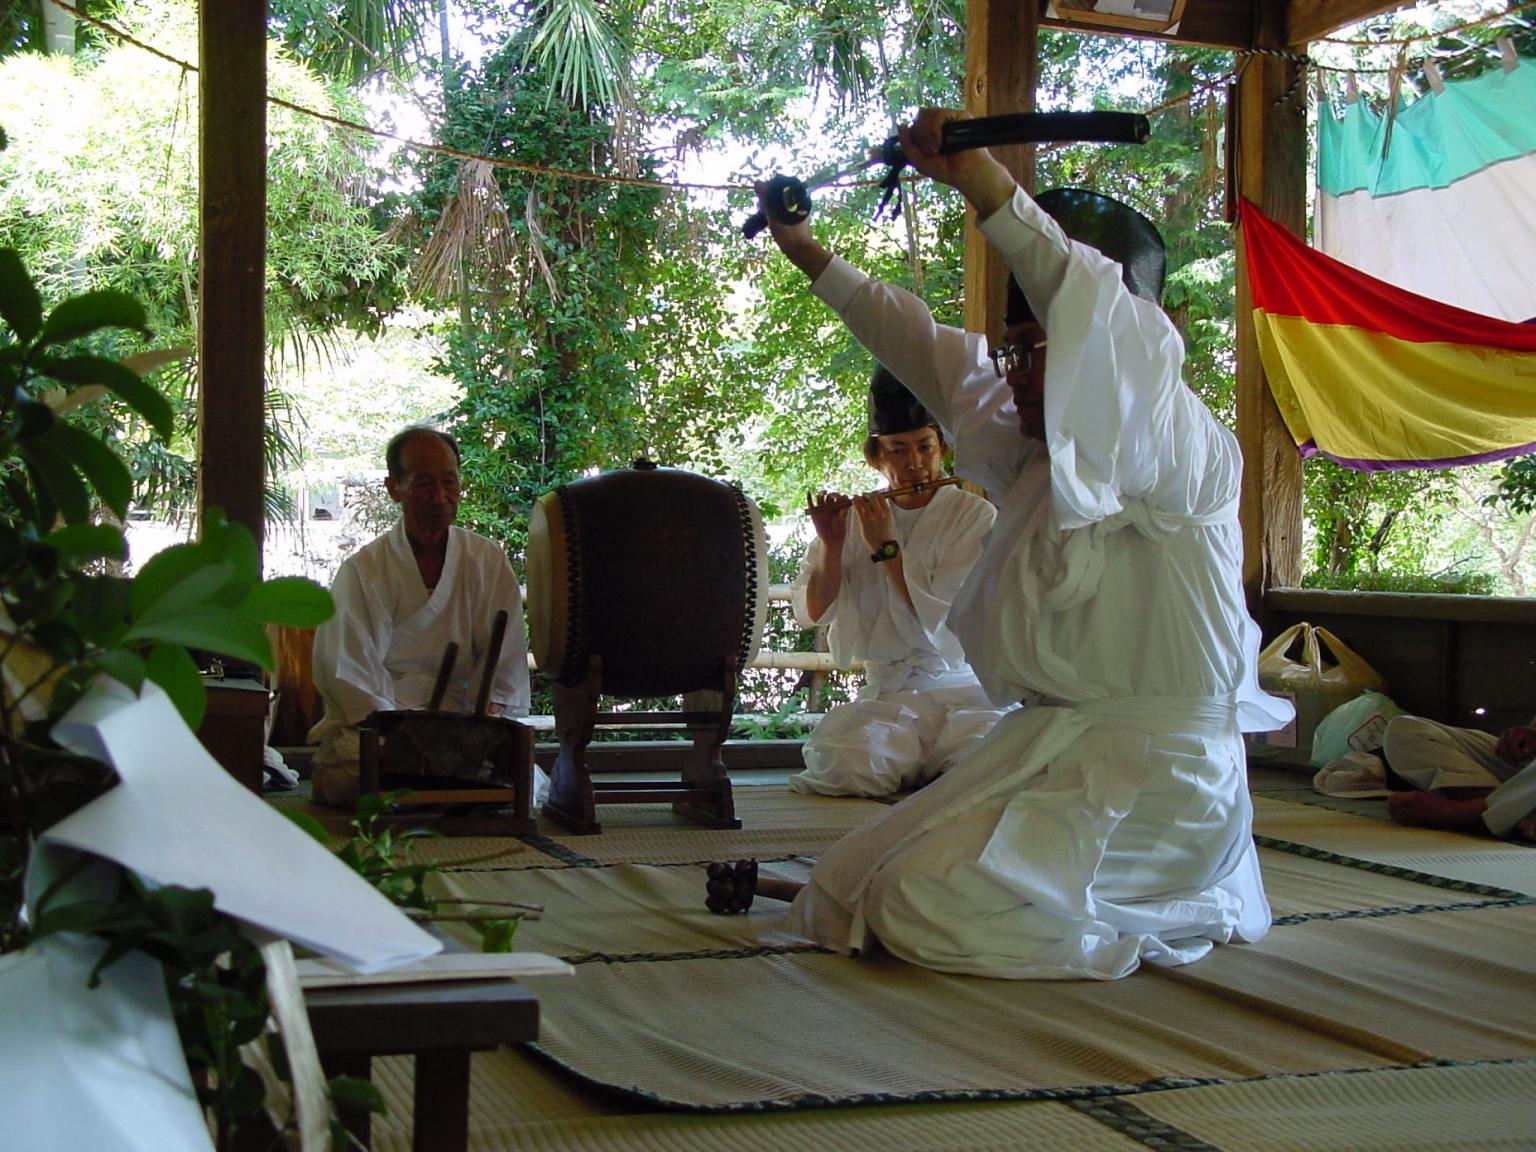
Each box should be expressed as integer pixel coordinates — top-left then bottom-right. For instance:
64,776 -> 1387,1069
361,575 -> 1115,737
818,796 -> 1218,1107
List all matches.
990,337 -> 1047,378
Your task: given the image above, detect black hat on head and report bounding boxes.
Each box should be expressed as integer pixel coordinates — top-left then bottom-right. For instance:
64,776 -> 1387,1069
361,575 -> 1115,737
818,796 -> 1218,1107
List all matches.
867,364 -> 935,437
1004,188 -> 1167,326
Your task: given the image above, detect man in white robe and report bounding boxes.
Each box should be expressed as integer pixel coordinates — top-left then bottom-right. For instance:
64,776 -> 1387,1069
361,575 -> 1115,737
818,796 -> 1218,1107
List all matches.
755,108 -> 1293,980
792,366 -> 1004,796
309,426 -> 531,806
1382,713 -> 1536,839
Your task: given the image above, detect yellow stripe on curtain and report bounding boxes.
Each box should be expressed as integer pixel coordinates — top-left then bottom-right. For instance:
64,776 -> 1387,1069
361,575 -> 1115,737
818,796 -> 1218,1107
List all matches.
1255,312 -> 1536,465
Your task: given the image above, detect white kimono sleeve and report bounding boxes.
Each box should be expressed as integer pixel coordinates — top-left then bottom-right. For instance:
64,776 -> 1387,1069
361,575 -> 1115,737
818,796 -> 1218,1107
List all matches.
481,548 -> 531,716
790,540 -> 825,630
811,259 -> 1025,500
893,490 -> 995,653
312,559 -> 397,728
978,189 -> 1239,530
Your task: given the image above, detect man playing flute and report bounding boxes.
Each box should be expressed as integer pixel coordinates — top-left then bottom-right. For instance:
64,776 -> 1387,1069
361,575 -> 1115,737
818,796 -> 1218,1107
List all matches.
748,107 -> 1292,979
791,366 -> 1006,797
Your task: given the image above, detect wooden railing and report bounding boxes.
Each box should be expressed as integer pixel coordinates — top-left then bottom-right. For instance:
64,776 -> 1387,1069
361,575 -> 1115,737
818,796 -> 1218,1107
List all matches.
1263,589 -> 1536,734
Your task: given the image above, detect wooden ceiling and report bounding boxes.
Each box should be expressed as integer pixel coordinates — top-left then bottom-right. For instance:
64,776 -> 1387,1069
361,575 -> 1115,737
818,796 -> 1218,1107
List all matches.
1040,1 -> 1417,50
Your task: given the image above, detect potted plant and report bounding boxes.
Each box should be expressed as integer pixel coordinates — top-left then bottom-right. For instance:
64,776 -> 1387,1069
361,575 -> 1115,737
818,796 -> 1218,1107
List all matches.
0,135 -> 358,1143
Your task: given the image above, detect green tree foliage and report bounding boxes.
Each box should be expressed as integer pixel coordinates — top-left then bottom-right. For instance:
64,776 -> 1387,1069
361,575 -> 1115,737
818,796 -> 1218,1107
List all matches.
267,0 -> 437,85
0,0 -> 406,523
1300,458 -> 1473,587
411,39 -> 657,548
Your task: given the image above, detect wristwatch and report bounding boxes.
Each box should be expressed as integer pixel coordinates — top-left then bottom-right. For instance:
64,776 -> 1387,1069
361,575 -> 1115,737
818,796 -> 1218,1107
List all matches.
870,540 -> 900,564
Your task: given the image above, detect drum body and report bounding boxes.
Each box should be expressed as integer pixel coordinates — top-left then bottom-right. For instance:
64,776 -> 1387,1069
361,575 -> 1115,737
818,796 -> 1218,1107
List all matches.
527,463 -> 769,698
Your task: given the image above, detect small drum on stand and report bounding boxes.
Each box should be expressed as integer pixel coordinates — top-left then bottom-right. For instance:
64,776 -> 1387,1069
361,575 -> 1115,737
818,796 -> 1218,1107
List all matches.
527,459 -> 769,833
356,612 -> 537,836
357,711 -> 536,836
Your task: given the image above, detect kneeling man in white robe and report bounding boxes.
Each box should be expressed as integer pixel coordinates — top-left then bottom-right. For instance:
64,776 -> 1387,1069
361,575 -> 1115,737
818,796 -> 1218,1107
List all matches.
748,109 -> 1292,980
792,366 -> 1005,797
308,425 -> 531,807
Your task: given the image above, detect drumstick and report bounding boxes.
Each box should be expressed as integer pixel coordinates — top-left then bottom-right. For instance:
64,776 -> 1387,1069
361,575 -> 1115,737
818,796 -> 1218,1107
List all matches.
427,642 -> 458,712
473,609 -> 510,717
806,475 -> 962,513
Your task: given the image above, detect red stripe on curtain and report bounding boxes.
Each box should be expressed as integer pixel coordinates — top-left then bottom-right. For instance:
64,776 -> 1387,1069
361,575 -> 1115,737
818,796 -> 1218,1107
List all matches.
1240,199 -> 1536,348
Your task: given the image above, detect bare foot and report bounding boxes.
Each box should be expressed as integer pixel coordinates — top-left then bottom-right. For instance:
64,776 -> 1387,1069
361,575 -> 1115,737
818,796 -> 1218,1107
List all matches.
1387,790 -> 1490,834
1513,812 -> 1536,844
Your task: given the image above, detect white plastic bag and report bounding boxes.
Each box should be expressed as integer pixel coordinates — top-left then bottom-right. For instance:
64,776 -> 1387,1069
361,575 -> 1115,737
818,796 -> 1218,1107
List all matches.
1310,689 -> 1404,768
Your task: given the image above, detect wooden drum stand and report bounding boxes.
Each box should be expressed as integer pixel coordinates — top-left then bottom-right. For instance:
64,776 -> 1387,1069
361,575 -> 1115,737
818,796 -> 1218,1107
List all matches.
542,654 -> 740,835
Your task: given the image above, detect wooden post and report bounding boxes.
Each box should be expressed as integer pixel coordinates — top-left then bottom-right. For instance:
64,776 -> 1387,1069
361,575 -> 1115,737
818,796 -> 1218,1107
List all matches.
1232,10 -> 1306,615
963,0 -> 1038,343
198,1 -> 268,553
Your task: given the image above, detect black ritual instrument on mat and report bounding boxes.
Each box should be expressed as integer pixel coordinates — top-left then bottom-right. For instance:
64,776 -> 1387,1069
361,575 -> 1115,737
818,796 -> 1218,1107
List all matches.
473,609 -> 510,717
526,459 -> 770,833
741,109 -> 1151,238
426,641 -> 458,712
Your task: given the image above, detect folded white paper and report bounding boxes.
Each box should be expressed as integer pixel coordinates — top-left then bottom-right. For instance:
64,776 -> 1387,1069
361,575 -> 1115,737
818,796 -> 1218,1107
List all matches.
29,680 -> 441,973
0,937 -> 213,1152
295,950 -> 574,988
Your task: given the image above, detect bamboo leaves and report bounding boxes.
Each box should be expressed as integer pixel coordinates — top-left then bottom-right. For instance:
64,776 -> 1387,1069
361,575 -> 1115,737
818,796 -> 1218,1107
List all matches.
1,245 -> 334,732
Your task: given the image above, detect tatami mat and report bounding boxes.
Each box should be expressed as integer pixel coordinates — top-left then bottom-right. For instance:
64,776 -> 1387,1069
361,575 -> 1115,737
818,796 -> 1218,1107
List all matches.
369,1045 -> 1144,1152
276,772 -> 1536,1149
434,863 -> 812,959
1134,1059 -> 1536,1151
432,842 -> 1522,969
1253,795 -> 1536,896
522,893 -> 1536,1111
529,789 -> 885,865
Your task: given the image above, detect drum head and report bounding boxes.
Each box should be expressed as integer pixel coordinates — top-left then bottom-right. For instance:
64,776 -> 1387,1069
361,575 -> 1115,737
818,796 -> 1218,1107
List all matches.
525,494 -> 567,677
528,466 -> 768,697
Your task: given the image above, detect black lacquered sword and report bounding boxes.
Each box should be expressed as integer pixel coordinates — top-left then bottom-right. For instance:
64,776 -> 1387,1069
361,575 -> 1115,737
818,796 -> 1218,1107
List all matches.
740,109 -> 1150,238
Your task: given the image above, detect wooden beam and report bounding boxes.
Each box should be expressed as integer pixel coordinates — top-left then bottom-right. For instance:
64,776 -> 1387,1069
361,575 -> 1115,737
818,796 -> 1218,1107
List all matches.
964,0 -> 1038,345
1041,0 -> 1258,51
1286,0 -> 1416,47
1232,3 -> 1306,612
1038,1 -> 1417,55
198,0 -> 268,552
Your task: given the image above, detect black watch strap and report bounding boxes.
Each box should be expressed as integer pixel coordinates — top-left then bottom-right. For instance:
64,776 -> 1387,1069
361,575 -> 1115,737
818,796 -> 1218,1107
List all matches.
870,540 -> 900,564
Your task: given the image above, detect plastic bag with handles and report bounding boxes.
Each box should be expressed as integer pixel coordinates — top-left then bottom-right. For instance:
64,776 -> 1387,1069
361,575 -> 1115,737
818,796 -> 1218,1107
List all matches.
1245,623 -> 1387,767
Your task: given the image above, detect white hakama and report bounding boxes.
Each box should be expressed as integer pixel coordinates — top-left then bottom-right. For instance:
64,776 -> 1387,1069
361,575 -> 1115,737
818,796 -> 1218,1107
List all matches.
791,485 -> 1006,796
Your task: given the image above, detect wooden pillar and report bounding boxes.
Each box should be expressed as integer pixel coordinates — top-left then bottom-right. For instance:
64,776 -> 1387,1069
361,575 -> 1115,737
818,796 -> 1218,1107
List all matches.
40,0 -> 76,54
963,0 -> 1037,342
1232,10 -> 1306,615
198,1 -> 268,553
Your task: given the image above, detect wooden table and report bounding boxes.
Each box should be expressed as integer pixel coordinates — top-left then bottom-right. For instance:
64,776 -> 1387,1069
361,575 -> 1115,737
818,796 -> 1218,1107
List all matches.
304,979 -> 540,1152
197,677 -> 272,794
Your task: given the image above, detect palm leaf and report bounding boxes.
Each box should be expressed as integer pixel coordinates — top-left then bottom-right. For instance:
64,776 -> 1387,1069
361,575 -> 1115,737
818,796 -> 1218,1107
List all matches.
521,0 -> 631,112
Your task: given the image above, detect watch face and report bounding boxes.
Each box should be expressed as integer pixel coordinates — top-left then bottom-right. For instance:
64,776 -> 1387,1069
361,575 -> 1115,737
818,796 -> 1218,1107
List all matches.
872,540 -> 899,562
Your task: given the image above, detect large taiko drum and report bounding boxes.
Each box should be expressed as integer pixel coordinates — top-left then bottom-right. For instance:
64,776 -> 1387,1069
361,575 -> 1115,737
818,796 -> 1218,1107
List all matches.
526,461 -> 769,698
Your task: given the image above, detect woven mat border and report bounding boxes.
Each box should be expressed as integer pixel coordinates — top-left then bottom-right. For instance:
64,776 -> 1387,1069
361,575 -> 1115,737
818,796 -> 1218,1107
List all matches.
521,1038 -> 1536,1117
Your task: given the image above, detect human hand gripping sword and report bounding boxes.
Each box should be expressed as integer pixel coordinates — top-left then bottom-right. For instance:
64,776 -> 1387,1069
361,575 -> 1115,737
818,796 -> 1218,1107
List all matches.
741,110 -> 1150,237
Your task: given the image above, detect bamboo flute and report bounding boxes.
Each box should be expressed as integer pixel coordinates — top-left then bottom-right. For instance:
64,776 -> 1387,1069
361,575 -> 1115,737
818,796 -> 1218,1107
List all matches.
806,475 -> 962,513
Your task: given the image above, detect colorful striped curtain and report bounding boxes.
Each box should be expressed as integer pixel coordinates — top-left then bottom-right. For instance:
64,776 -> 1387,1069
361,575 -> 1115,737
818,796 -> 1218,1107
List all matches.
1316,55 -> 1536,323
1241,199 -> 1536,471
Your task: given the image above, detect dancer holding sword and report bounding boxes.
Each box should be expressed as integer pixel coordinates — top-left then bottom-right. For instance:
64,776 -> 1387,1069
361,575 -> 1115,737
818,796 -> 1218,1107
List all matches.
717,106 -> 1292,981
